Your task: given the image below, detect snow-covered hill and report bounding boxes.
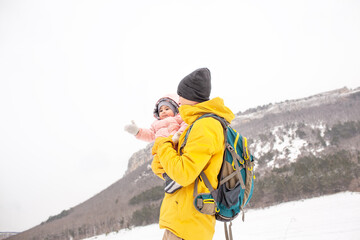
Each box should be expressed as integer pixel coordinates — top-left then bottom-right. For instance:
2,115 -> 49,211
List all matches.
236,87 -> 359,122
9,87 -> 359,240
84,192 -> 360,240
230,87 -> 360,177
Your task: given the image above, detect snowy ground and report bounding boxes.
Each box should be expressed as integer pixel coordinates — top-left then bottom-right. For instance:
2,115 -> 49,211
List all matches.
84,192 -> 360,240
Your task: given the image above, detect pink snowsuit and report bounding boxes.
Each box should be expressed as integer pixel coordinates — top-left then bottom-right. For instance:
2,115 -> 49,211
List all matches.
136,114 -> 187,142
135,94 -> 187,142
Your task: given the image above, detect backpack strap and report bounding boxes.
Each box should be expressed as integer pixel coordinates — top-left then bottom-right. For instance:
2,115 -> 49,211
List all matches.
226,143 -> 246,189
179,113 -> 228,155
224,222 -> 233,240
193,172 -> 215,197
185,114 -> 237,240
181,114 -> 227,198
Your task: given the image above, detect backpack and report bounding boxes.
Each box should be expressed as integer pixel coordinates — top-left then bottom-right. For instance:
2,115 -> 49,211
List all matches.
179,113 -> 255,240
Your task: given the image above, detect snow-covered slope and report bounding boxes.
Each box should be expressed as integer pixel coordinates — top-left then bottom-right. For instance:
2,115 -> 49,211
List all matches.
236,87 -> 359,122
84,192 -> 360,240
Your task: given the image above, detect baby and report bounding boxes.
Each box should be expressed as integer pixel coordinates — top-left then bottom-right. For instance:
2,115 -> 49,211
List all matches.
124,94 -> 186,142
124,94 -> 186,193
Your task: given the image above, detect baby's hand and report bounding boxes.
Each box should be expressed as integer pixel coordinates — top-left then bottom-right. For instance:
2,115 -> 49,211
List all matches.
124,120 -> 139,135
172,132 -> 181,144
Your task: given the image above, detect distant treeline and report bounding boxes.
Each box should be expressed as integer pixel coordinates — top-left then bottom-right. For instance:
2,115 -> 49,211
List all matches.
42,209 -> 73,224
128,186 -> 163,226
326,121 -> 360,145
251,150 -> 360,208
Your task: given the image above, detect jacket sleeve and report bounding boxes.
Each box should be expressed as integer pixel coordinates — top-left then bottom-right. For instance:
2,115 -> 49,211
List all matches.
135,123 -> 156,142
151,154 -> 165,180
153,118 -> 223,187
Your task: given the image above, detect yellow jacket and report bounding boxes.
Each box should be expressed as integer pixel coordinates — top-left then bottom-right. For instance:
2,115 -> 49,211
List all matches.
151,97 -> 235,240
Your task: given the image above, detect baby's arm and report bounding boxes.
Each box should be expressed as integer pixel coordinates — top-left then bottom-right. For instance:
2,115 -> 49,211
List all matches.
136,127 -> 156,142
124,121 -> 156,142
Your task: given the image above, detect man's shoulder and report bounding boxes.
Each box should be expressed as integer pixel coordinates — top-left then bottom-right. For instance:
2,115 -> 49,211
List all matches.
193,115 -> 223,130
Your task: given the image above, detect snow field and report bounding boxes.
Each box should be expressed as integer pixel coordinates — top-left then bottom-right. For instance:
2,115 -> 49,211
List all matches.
84,192 -> 360,240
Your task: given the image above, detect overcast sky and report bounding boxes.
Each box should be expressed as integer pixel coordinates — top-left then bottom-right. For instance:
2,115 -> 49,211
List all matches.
0,0 -> 359,232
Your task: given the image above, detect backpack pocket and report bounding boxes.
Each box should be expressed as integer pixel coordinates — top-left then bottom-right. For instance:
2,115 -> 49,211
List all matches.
193,193 -> 217,215
216,182 -> 241,209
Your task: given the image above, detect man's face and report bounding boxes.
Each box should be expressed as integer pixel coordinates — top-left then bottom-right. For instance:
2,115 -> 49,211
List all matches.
179,96 -> 199,106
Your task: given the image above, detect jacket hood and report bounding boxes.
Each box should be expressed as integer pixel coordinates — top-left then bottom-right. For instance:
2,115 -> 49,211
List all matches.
153,94 -> 180,120
179,97 -> 235,125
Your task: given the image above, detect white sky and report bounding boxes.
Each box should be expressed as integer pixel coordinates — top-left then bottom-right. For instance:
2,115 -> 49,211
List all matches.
0,0 -> 359,232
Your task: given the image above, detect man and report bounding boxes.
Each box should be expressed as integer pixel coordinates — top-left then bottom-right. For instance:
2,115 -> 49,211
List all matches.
151,68 -> 235,240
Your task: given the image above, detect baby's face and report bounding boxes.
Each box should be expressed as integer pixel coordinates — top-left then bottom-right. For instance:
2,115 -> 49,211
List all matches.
159,105 -> 175,120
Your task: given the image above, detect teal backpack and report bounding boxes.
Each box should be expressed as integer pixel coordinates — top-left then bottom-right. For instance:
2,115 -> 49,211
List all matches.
180,114 -> 255,240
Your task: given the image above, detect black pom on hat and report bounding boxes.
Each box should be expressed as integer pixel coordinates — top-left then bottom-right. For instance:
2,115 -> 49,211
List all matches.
177,68 -> 211,103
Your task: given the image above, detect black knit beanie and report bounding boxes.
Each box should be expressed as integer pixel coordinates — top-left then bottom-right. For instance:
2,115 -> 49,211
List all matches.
177,68 -> 211,103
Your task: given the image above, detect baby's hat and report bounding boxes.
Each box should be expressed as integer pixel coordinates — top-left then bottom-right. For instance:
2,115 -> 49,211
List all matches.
153,94 -> 180,120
